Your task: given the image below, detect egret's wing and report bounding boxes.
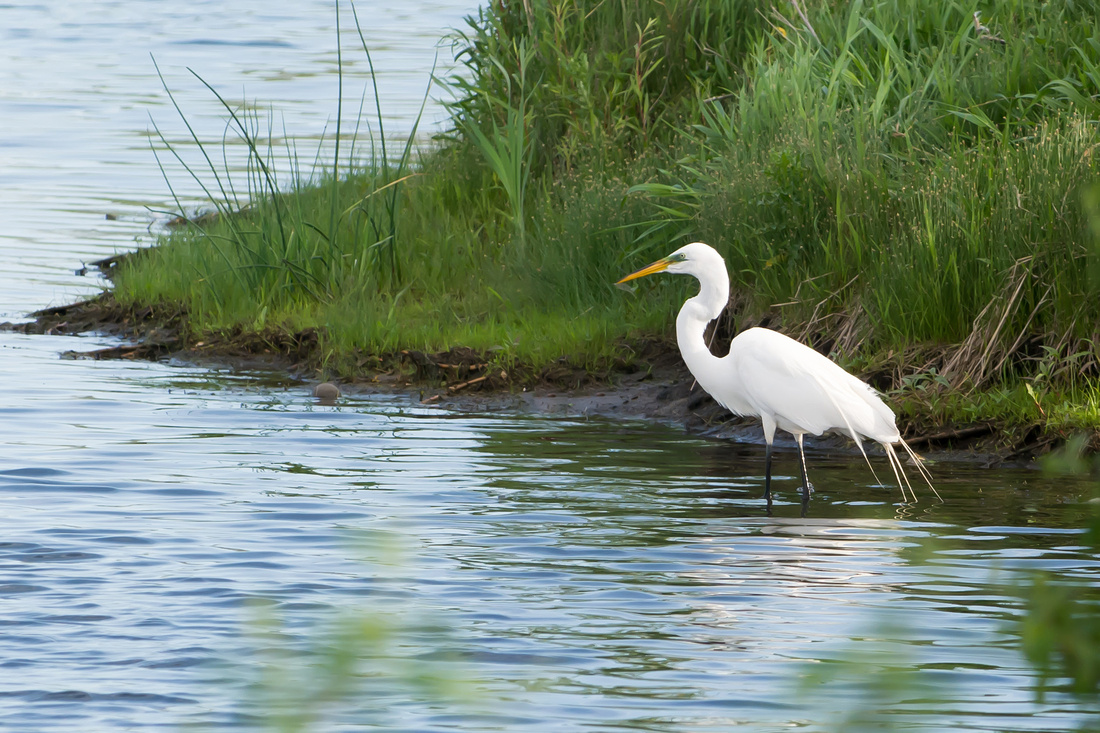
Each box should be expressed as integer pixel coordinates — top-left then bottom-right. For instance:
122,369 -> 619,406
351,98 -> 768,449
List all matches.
727,329 -> 898,441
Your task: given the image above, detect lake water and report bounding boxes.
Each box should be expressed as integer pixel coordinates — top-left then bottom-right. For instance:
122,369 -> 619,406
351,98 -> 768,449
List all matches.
1,2 -> 1099,731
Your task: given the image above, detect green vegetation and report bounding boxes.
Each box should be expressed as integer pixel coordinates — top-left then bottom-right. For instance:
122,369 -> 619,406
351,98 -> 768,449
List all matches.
1018,439 -> 1100,715
112,0 -> 1100,435
232,531 -> 471,732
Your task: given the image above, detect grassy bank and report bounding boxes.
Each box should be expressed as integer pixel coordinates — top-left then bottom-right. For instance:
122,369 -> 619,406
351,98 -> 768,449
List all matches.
110,0 -> 1100,441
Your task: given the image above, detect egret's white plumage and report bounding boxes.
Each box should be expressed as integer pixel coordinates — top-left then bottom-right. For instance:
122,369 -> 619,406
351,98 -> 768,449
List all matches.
617,242 -> 936,503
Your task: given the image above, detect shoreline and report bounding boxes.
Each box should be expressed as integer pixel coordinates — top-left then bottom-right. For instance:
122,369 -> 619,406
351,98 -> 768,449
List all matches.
2,286 -> 1068,468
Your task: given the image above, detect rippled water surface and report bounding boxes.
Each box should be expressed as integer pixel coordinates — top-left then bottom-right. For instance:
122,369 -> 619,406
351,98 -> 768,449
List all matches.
2,2 -> 1099,732
0,0 -> 472,317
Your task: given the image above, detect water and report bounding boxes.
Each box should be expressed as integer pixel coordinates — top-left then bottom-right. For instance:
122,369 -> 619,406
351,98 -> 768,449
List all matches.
0,0 -> 472,318
1,2 -> 1099,731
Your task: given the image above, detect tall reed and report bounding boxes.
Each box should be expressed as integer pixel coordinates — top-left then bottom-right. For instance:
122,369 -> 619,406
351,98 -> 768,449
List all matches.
118,0 -> 1100,400
131,3 -> 431,330
611,0 -> 1100,383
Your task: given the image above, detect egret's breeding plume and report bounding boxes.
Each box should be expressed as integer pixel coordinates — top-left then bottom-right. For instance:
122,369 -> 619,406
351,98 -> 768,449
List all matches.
617,242 -> 937,505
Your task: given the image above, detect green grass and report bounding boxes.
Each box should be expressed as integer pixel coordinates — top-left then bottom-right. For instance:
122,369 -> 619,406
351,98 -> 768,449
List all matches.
894,382 -> 1100,433
115,157 -> 662,373
113,0 -> 1100,432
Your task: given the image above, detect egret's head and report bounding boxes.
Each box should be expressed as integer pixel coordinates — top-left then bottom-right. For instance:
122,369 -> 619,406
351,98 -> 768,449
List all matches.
615,242 -> 719,284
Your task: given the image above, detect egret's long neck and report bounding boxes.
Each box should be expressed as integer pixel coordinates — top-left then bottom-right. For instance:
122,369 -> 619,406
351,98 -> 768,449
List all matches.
675,271 -> 729,385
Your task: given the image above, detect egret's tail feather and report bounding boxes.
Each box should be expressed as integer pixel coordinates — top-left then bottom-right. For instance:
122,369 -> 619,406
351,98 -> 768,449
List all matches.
883,442 -> 916,503
897,437 -> 941,502
851,431 -> 886,490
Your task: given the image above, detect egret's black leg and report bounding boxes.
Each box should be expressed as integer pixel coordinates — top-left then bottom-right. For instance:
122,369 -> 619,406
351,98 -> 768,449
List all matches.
796,434 -> 813,504
763,443 -> 773,504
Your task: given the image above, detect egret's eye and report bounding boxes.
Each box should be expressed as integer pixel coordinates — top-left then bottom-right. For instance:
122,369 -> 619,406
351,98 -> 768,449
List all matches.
669,253 -> 687,263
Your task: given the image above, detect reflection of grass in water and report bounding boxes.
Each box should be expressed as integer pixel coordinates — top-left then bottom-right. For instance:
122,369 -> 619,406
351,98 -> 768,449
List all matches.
1020,438 -> 1100,708
227,530 -> 470,732
800,626 -> 930,732
242,607 -> 466,732
796,537 -> 943,733
804,441 -> 1100,733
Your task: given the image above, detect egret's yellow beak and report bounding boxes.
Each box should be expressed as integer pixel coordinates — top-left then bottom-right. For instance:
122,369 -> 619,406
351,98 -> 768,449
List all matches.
615,257 -> 672,284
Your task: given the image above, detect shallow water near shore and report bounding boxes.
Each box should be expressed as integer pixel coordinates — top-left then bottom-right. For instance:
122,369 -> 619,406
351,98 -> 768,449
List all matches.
3,331 -> 1099,731
2,1 -> 1099,731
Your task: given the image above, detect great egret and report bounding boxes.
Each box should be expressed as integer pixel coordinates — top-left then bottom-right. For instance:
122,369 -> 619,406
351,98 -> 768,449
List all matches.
616,242 -> 937,504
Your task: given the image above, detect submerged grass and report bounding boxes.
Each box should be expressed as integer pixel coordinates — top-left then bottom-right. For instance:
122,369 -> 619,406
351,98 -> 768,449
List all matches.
112,0 -> 1100,438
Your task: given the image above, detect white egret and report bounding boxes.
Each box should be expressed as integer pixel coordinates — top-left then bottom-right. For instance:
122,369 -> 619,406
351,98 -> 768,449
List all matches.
617,242 -> 937,504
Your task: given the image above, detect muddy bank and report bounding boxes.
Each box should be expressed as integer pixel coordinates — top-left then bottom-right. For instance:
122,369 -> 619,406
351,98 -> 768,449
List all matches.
2,286 -> 1061,469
